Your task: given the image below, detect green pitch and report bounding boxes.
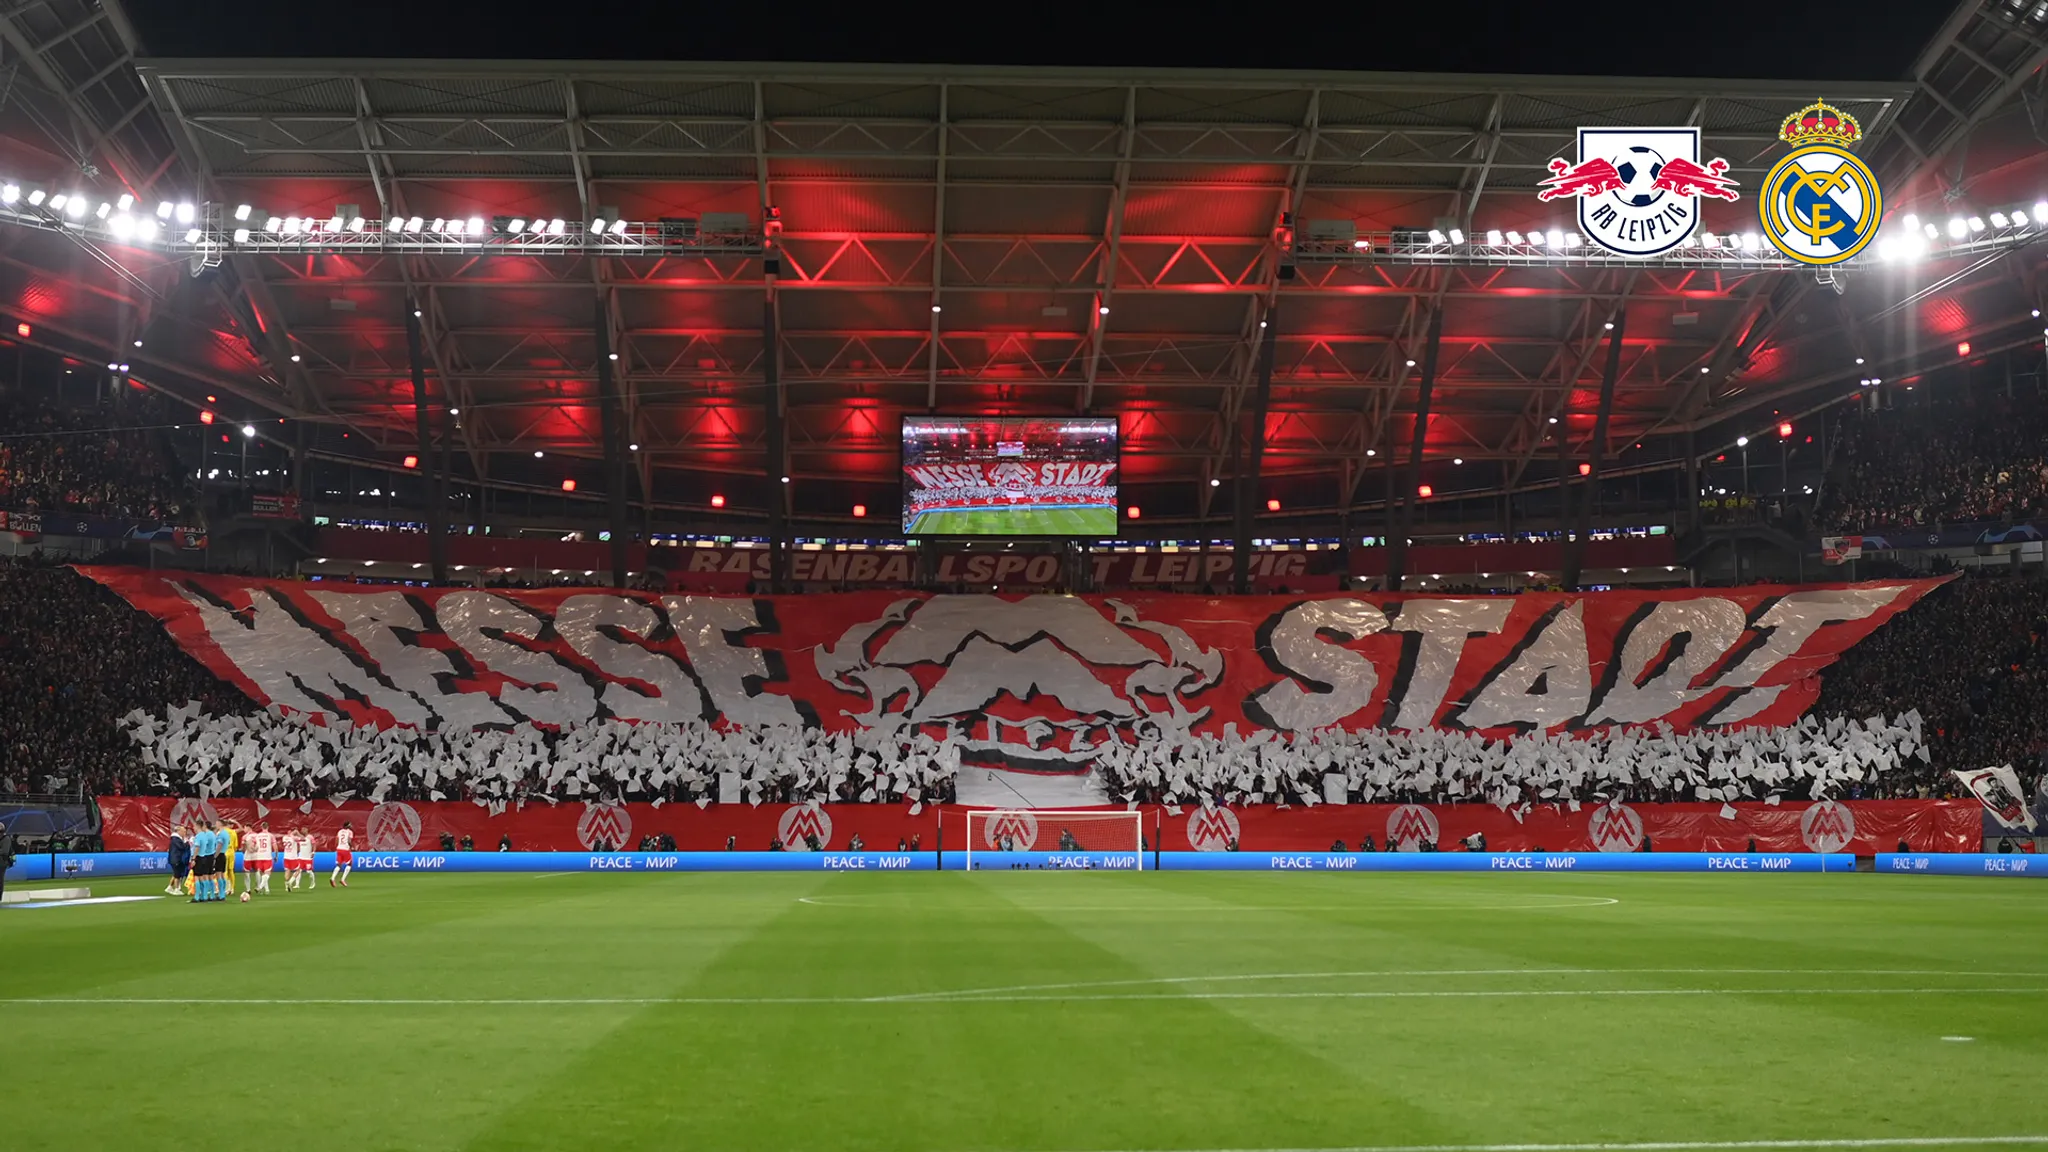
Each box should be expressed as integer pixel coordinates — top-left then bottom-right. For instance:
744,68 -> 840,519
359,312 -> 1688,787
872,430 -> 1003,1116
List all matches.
4,872 -> 2046,1152
908,506 -> 1117,535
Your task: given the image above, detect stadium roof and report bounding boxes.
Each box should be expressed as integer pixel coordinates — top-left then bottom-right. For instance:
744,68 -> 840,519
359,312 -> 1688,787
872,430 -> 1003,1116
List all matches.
1,0 -> 2045,529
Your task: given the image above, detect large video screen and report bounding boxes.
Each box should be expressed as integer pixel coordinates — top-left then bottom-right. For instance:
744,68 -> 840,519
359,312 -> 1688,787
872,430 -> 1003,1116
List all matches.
902,416 -> 1119,536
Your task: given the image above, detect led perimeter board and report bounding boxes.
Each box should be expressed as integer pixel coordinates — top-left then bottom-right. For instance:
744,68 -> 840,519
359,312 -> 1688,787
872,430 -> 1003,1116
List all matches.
901,416 -> 1119,536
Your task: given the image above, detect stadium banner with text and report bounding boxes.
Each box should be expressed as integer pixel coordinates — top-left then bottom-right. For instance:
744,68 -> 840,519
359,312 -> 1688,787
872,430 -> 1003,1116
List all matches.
95,798 -> 1980,855
659,544 -> 1342,591
82,572 -> 1945,764
1875,853 -> 2040,877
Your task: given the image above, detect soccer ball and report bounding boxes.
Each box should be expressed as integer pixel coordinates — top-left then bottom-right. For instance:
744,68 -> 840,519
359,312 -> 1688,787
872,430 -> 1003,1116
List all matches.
1611,146 -> 1666,207
239,891 -> 250,903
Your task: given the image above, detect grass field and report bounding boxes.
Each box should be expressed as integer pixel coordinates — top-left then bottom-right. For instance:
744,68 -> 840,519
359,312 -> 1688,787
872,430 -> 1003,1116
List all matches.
907,506 -> 1117,535
4,871 -> 2045,1152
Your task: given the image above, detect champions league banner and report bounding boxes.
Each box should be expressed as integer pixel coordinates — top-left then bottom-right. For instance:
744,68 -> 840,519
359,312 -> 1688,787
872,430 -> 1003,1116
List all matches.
94,797 -> 1980,855
83,570 -> 1942,759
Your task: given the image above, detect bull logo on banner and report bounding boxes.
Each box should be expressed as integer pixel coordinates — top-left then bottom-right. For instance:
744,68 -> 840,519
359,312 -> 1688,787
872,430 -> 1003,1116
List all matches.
1800,800 -> 1857,853
1386,804 -> 1440,850
983,810 -> 1040,850
576,800 -> 632,850
1185,807 -> 1240,852
816,596 -> 1222,799
366,801 -> 422,851
1588,803 -> 1645,852
776,805 -> 834,851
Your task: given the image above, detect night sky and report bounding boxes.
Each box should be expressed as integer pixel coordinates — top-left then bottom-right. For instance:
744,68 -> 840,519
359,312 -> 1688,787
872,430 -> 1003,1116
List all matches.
125,0 -> 1950,81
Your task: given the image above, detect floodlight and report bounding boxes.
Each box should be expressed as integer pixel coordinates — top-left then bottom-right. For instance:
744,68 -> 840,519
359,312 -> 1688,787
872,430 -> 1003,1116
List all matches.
111,214 -> 135,240
325,215 -> 343,232
1545,229 -> 1564,248
155,201 -> 171,218
234,204 -> 252,221
135,218 -> 158,242
1427,229 -> 1445,244
184,227 -> 201,243
27,189 -> 45,205
466,217 -> 485,235
116,194 -> 133,210
547,218 -> 564,234
1448,228 -> 1464,244
2014,209 -> 2030,226
1505,230 -> 1523,245
507,218 -> 526,234
1967,216 -> 1985,233
608,218 -> 628,235
1485,229 -> 1503,245
232,227 -> 250,243
175,202 -> 195,224
347,216 -> 365,232
95,201 -> 111,218
1991,211 -> 2009,228
1947,217 -> 1968,238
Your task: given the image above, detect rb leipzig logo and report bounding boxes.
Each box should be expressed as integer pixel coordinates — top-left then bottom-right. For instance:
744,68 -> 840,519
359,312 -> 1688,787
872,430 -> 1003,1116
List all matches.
1538,127 -> 1737,256
776,805 -> 834,851
1184,807 -> 1241,852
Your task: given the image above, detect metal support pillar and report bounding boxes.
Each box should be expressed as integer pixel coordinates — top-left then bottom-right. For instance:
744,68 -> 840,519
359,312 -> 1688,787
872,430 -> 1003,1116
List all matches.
763,297 -> 787,593
402,298 -> 448,583
593,296 -> 630,588
1682,427 -> 1700,535
1384,306 -> 1444,592
1231,304 -> 1278,595
1563,310 -> 1626,589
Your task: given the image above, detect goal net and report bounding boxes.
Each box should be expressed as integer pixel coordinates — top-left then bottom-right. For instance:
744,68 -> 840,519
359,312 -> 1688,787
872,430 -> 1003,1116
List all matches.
963,809 -> 1147,870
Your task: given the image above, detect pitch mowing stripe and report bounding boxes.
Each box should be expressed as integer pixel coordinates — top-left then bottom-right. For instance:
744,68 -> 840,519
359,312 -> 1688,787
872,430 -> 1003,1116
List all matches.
8,986 -> 2048,1007
1082,1138 -> 2048,1152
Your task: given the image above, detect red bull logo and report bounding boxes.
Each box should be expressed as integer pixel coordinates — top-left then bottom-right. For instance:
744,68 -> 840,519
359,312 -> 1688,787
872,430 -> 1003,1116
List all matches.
366,801 -> 422,851
1799,801 -> 1856,853
1587,803 -> 1645,852
1184,807 -> 1240,852
776,806 -> 834,850
983,811 -> 1040,850
1385,804 -> 1440,850
1538,128 -> 1735,257
575,801 -> 633,850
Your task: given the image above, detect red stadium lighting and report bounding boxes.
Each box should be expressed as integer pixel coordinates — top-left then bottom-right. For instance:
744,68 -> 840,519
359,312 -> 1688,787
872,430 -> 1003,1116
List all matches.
402,455 -> 418,469
14,322 -> 27,338
1578,462 -> 1592,476
199,411 -> 214,424
561,479 -> 576,492
852,504 -> 867,518
1957,341 -> 1972,356
1417,484 -> 1432,498
710,494 -> 726,508
1266,498 -> 1281,512
1777,421 -> 1793,438
1126,505 -> 1141,519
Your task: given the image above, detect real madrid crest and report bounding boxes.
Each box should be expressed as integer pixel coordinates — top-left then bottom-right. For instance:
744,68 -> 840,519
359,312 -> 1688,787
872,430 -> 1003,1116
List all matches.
1760,100 -> 1883,265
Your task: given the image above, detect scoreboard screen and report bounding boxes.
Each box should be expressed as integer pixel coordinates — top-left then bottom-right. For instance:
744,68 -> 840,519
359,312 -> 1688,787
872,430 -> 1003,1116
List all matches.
901,417 -> 1119,536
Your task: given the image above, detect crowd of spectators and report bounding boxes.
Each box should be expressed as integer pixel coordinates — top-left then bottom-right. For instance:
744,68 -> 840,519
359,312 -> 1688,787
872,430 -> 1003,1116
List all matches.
1815,570 -> 2048,796
1817,400 -> 2048,531
0,388 -> 196,523
0,556 -> 250,798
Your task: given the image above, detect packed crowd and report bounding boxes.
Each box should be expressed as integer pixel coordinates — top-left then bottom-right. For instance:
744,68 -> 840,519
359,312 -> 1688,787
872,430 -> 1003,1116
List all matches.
1815,571 -> 2048,794
0,557 -> 251,798
0,390 -> 197,523
1817,400 -> 2048,531
117,701 -> 1930,811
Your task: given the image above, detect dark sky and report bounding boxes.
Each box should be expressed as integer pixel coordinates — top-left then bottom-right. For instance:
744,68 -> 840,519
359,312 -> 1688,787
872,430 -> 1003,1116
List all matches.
124,0 -> 1951,81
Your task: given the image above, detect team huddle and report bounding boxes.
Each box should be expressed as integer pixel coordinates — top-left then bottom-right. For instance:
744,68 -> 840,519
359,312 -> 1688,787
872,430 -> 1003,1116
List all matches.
166,820 -> 357,903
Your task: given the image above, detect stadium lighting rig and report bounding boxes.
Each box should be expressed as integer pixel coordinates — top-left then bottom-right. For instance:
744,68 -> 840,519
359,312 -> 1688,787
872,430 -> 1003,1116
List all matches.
3,179 -> 2046,271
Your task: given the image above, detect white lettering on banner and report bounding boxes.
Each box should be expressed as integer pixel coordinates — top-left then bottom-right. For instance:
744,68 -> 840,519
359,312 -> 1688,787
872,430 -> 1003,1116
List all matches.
310,591 -> 513,728
1491,855 -> 1534,869
180,585 -> 434,723
438,592 -> 596,726
660,597 -> 805,727
1587,598 -> 1746,725
1452,602 -> 1591,730
1246,599 -> 1389,731
1706,587 -> 1908,724
1385,599 -> 1513,729
555,594 -> 708,723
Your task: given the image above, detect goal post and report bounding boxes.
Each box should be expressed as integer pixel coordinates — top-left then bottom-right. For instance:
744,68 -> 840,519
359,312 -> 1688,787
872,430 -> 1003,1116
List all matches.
963,809 -> 1148,870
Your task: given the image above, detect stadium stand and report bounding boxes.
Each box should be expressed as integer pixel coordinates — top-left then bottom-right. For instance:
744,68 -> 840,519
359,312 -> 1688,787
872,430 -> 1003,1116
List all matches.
1817,399 -> 2048,531
0,388 -> 197,524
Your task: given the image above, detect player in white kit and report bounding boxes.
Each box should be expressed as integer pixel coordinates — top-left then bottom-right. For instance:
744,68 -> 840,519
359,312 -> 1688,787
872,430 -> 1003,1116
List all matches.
284,829 -> 309,890
330,823 -> 354,887
245,822 -> 275,895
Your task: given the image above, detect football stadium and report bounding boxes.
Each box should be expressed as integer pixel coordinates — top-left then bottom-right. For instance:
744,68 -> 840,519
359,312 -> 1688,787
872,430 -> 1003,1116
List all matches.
2,2 -> 2048,1151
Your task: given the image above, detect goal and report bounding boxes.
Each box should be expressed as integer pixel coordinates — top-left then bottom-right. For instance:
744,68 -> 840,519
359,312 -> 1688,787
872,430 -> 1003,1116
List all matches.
963,809 -> 1148,870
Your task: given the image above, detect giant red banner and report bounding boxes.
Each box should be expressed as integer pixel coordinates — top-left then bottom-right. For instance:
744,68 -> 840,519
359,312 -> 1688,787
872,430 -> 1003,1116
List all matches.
85,569 -> 1941,751
96,797 -> 1979,855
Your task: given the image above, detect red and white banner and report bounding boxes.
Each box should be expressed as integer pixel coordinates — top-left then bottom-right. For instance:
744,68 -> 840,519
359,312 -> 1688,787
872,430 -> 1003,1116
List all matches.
1822,536 -> 1864,565
96,797 -> 1979,855
84,570 -> 1941,760
1952,766 -> 2038,831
